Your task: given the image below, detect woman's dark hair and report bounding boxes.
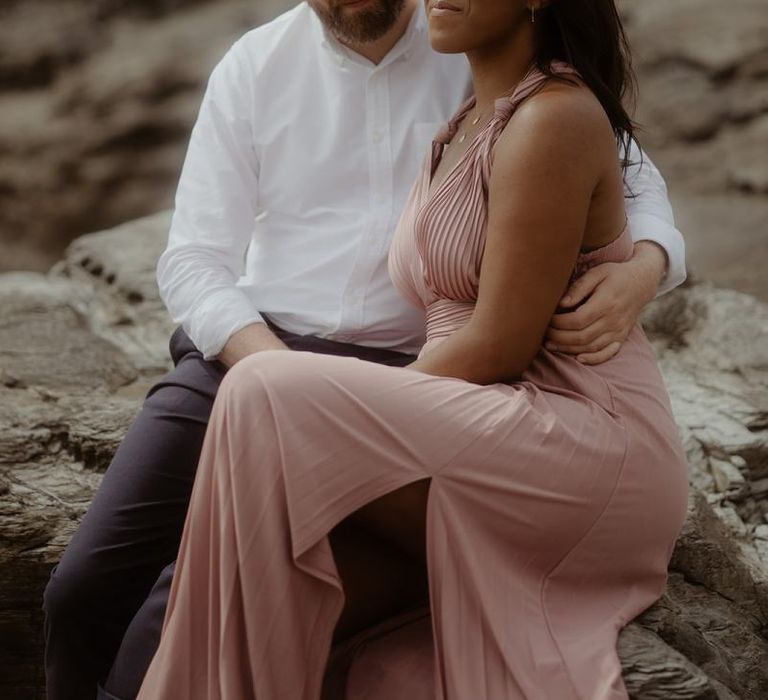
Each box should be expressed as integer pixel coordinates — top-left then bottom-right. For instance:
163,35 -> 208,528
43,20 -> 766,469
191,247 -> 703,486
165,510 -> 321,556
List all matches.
533,0 -> 640,177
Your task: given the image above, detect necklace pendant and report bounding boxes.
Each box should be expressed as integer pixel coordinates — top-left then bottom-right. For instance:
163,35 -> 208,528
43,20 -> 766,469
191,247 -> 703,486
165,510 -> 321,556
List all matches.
458,132 -> 467,144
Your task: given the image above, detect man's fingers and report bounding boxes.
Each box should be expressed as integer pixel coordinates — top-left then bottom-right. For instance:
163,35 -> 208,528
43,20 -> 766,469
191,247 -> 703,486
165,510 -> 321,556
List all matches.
545,331 -> 618,356
545,320 -> 609,349
549,302 -> 603,331
576,342 -> 622,365
558,266 -> 607,308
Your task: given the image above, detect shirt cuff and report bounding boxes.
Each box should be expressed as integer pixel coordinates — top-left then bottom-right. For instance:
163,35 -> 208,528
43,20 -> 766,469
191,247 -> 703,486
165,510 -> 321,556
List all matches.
182,289 -> 267,360
629,213 -> 687,298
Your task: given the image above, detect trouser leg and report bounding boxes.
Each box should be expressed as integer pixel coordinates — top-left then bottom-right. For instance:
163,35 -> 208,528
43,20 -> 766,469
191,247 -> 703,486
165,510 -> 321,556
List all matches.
43,326 -> 227,700
97,561 -> 177,700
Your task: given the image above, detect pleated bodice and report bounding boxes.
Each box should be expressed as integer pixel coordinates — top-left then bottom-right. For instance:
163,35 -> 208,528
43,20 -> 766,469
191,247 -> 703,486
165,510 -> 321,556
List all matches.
388,61 -> 633,354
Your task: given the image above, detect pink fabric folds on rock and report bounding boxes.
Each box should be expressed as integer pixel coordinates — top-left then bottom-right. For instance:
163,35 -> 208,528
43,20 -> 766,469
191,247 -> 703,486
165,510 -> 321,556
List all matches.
137,62 -> 689,700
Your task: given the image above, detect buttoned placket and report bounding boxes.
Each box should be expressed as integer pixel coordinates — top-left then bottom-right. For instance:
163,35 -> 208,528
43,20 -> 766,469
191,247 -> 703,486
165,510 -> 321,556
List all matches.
317,11 -> 425,341
330,61 -> 392,340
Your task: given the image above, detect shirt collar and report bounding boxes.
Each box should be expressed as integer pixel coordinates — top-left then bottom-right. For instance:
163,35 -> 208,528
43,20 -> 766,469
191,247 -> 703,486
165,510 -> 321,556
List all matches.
311,2 -> 427,70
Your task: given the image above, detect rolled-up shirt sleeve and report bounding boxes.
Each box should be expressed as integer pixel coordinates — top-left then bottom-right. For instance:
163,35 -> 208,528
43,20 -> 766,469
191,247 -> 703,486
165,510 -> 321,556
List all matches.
156,38 -> 265,360
622,139 -> 687,297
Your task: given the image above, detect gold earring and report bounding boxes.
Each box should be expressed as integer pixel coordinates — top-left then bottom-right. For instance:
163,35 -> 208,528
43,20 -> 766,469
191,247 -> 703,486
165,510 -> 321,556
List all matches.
530,6 -> 536,23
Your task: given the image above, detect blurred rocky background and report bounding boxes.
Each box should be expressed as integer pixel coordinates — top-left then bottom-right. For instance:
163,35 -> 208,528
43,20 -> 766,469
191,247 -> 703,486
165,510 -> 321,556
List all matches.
0,0 -> 293,271
618,0 -> 767,300
0,0 -> 766,298
1,1 -> 768,698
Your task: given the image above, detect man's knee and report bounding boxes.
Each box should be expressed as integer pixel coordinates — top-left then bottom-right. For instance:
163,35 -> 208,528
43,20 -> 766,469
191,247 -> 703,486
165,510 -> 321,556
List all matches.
43,562 -> 97,627
143,352 -> 226,420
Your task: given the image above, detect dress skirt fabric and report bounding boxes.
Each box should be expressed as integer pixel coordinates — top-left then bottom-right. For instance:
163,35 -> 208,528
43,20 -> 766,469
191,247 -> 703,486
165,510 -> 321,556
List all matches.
136,61 -> 689,699
137,333 -> 687,699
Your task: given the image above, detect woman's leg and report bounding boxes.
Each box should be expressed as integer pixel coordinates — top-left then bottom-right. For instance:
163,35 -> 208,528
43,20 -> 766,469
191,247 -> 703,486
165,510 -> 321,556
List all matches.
345,479 -> 430,564
328,516 -> 428,645
136,370 -> 341,700
101,331 -> 418,700
136,356 -> 443,700
138,350 -> 681,700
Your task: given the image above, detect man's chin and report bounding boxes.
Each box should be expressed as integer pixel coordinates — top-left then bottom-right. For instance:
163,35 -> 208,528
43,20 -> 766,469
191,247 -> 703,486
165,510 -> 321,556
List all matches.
309,0 -> 406,45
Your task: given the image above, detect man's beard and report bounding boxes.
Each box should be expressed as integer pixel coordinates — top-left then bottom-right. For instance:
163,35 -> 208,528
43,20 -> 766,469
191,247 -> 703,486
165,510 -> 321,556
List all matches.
310,0 -> 406,44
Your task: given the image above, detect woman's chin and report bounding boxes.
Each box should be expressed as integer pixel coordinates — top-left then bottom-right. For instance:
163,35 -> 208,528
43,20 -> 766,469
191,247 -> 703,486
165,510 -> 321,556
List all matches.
427,29 -> 468,54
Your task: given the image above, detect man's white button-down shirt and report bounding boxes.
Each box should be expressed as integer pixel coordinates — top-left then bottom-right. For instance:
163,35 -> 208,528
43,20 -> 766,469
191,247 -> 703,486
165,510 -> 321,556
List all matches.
157,2 -> 686,360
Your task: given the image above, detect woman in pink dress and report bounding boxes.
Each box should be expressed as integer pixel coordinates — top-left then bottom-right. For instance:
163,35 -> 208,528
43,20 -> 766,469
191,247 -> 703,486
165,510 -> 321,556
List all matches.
137,0 -> 689,698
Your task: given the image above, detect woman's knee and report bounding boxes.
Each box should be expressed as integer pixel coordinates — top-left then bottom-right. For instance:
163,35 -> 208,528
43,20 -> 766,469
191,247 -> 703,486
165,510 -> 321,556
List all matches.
221,349 -> 324,398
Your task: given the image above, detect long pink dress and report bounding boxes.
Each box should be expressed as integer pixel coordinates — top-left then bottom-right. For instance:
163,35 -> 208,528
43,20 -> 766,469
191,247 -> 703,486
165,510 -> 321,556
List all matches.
137,63 -> 689,700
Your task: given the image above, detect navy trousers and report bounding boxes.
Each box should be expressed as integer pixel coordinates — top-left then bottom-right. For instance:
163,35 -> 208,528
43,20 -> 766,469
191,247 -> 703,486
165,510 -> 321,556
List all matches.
42,322 -> 417,700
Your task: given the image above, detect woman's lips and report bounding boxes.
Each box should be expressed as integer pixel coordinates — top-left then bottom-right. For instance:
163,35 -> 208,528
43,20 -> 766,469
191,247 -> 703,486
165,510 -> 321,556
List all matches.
430,1 -> 462,17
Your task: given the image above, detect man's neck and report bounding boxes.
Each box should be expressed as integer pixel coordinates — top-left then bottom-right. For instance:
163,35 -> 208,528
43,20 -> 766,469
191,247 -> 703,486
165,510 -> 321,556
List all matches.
335,0 -> 418,65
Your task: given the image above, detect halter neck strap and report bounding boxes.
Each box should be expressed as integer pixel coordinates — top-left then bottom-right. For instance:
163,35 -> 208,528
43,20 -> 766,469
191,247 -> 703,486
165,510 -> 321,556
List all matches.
435,60 -> 581,145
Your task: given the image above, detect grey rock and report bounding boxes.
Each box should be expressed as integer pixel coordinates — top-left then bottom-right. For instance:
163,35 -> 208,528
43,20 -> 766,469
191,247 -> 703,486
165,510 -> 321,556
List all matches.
670,490 -> 768,623
0,272 -> 138,391
617,624 -> 723,700
51,210 -> 176,372
637,571 -> 768,700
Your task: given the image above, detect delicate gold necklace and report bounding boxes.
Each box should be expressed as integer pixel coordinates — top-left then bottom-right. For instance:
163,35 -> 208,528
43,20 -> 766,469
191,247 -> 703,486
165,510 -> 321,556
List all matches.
457,109 -> 485,144
447,106 -> 487,149
450,63 -> 538,147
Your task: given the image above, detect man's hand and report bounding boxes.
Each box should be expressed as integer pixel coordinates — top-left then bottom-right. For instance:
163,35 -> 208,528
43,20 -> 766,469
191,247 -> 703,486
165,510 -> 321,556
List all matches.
217,323 -> 290,369
544,241 -> 668,364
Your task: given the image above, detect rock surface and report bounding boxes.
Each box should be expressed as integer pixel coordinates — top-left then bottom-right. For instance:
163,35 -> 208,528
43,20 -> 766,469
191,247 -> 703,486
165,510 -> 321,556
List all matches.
2,212 -> 768,697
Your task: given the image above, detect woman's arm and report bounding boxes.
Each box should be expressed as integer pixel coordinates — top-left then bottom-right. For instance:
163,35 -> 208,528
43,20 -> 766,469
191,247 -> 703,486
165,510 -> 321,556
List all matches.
407,89 -> 612,384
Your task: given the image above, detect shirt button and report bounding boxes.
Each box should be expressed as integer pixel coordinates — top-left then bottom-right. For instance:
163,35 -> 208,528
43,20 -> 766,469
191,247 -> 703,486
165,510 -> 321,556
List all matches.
372,132 -> 383,144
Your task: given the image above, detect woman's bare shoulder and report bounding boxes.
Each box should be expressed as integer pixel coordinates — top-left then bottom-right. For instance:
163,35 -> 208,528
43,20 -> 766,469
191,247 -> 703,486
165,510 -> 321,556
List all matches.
493,77 -> 616,181
516,76 -> 613,134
